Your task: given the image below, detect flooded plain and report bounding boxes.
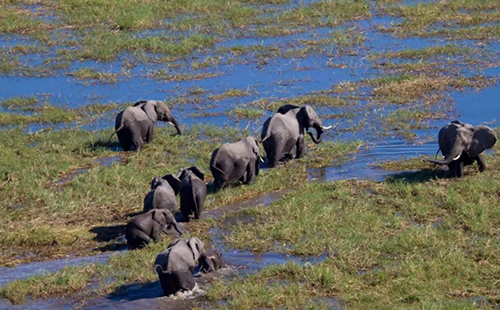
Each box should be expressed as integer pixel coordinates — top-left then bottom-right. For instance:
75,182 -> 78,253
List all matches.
1,0 -> 499,308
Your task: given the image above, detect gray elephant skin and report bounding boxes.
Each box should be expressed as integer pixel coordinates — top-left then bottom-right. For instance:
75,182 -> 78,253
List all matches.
177,166 -> 207,221
261,104 -> 330,167
154,237 -> 205,296
112,100 -> 182,151
199,249 -> 223,273
425,120 -> 497,177
126,209 -> 181,250
210,136 -> 261,192
143,175 -> 181,213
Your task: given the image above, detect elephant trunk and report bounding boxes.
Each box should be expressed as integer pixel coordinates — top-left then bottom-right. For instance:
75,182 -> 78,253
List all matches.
171,221 -> 182,235
308,124 -> 323,144
170,117 -> 182,135
424,148 -> 462,165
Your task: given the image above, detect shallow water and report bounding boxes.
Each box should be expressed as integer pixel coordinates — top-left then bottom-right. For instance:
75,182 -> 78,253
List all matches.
1,0 -> 500,308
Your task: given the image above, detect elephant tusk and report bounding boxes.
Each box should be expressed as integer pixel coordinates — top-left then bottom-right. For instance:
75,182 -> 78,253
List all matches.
321,125 -> 332,130
259,157 -> 264,162
453,154 -> 461,161
168,121 -> 174,125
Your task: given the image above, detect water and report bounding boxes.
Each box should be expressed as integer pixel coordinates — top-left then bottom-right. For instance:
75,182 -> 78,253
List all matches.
1,0 -> 500,308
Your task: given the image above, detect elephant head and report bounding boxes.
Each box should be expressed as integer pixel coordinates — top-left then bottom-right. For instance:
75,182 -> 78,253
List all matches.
177,166 -> 205,181
152,174 -> 181,195
199,249 -> 223,273
134,100 -> 182,135
244,136 -> 262,161
425,120 -> 497,165
297,105 -> 330,144
152,209 -> 182,235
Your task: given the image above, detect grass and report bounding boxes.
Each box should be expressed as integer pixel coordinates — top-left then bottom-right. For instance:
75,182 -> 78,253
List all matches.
209,89 -> 250,101
370,44 -> 476,59
0,7 -> 49,34
229,108 -> 265,119
1,96 -> 39,109
208,144 -> 500,308
0,125 -> 360,303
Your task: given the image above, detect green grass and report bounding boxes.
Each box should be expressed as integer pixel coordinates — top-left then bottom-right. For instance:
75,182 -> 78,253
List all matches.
229,108 -> 265,119
68,68 -> 118,83
209,145 -> 500,308
1,96 -> 39,109
370,44 -> 476,59
209,89 -> 250,101
0,7 -> 48,34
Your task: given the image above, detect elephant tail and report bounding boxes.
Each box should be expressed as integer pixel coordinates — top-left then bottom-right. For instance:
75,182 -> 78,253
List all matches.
434,147 -> 441,159
108,124 -> 124,141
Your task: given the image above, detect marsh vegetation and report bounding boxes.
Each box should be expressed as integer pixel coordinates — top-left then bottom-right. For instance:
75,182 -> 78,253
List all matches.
0,0 -> 499,308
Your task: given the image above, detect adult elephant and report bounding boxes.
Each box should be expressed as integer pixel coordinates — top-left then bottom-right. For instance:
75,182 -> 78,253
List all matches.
177,166 -> 207,222
126,209 -> 181,250
143,175 -> 182,213
112,100 -> 182,151
261,104 -> 331,167
154,237 -> 205,296
210,136 -> 261,193
424,120 -> 497,177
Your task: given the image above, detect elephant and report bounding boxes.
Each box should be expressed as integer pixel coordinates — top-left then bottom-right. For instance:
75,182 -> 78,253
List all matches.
210,136 -> 261,193
424,120 -> 497,177
126,209 -> 181,250
143,175 -> 182,214
111,100 -> 182,151
261,104 -> 331,167
199,249 -> 223,273
154,237 -> 205,296
177,166 -> 207,222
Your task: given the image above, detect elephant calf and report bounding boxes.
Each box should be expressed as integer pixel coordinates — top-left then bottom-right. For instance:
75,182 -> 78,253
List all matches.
210,136 -> 261,192
177,166 -> 207,222
144,175 -> 181,214
112,100 -> 182,151
425,120 -> 497,177
199,249 -> 223,273
154,237 -> 205,296
261,104 -> 331,167
126,209 -> 181,250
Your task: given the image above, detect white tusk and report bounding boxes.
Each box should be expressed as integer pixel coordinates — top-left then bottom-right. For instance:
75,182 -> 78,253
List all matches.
453,154 -> 461,161
322,125 -> 332,130
168,121 -> 174,125
259,157 -> 264,162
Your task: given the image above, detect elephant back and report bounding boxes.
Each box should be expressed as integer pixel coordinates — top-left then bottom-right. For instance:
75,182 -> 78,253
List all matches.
153,186 -> 177,212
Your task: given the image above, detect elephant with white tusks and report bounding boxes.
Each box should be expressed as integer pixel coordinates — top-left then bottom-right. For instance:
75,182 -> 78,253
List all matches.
177,166 -> 207,222
210,136 -> 261,193
261,104 -> 331,167
126,209 -> 181,250
424,120 -> 497,177
143,175 -> 182,214
154,237 -> 205,296
111,100 -> 182,151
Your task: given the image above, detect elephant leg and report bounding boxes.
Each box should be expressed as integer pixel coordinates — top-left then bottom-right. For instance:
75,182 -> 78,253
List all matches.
244,162 -> 256,185
158,272 -> 180,296
128,231 -> 151,249
117,132 -> 132,151
132,133 -> 144,151
150,227 -> 162,243
146,124 -> 154,143
194,195 -> 203,219
213,177 -> 224,193
455,160 -> 464,178
476,154 -> 486,172
295,136 -> 305,158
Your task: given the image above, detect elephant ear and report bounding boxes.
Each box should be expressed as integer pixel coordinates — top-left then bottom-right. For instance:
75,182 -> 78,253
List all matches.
249,137 -> 260,157
133,100 -> 148,107
276,104 -> 299,114
151,209 -> 163,224
151,176 -> 161,190
469,125 -> 497,157
300,105 -> 316,128
188,166 -> 205,181
188,237 -> 204,262
142,101 -> 158,123
162,174 -> 182,195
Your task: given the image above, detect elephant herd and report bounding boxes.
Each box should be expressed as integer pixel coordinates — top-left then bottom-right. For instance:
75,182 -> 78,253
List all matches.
113,100 -> 497,297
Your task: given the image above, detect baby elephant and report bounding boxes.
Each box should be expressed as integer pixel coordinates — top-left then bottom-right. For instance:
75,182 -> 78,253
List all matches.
143,175 -> 182,213
154,237 -> 205,296
210,136 -> 261,192
199,249 -> 224,273
126,209 -> 181,250
177,166 -> 207,221
111,100 -> 182,151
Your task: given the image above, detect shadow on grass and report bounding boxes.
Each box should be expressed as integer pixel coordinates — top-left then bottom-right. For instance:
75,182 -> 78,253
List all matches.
386,168 -> 449,184
86,139 -> 123,152
107,281 -> 164,301
90,225 -> 126,242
